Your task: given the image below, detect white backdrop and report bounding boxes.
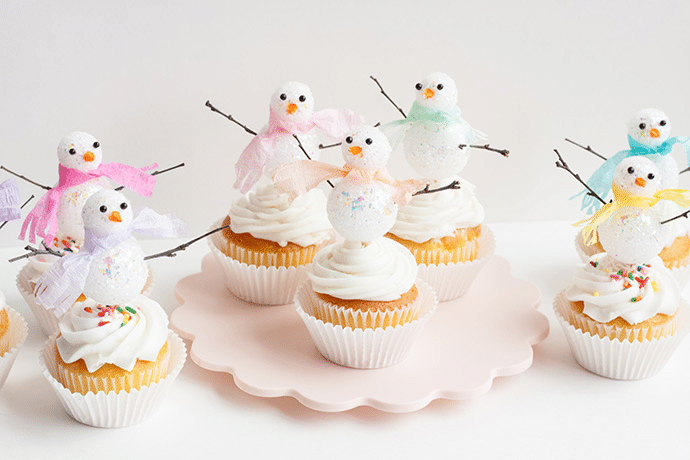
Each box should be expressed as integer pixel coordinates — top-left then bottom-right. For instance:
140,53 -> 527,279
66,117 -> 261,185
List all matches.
1,0 -> 690,248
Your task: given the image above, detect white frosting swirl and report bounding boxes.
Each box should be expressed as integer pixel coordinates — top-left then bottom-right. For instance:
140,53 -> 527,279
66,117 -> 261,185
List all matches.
57,294 -> 168,373
565,254 -> 679,324
229,182 -> 333,247
389,176 -> 484,243
308,238 -> 417,301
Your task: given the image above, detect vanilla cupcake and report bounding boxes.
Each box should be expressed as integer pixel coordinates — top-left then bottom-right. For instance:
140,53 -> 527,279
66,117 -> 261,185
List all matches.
386,177 -> 495,301
0,290 -> 29,389
210,181 -> 334,305
555,253 -> 689,380
40,294 -> 186,427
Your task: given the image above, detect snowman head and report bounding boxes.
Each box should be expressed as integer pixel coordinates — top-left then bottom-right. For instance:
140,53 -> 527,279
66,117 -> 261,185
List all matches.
414,72 -> 458,112
341,125 -> 391,171
626,108 -> 672,148
270,82 -> 314,124
613,157 -> 661,198
57,132 -> 103,172
82,189 -> 133,236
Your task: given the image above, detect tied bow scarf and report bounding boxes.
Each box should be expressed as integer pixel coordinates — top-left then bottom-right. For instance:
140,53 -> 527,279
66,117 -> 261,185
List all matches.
380,101 -> 487,149
579,135 -> 690,214
20,163 -> 158,245
575,183 -> 690,246
34,207 -> 186,317
272,160 -> 424,207
234,108 -> 365,194
0,179 -> 21,222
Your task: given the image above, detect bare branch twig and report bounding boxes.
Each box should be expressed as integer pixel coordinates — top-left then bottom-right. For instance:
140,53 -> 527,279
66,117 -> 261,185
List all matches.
370,76 -> 407,119
292,135 -> 334,188
144,225 -> 229,260
114,162 -> 186,191
413,180 -> 461,196
553,149 -> 606,205
8,242 -> 63,263
0,166 -> 51,190
564,138 -> 607,161
458,143 -> 510,157
205,100 -> 258,136
661,209 -> 690,225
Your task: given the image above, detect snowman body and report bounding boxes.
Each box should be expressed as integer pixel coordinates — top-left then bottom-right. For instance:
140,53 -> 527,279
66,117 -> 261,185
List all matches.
327,178 -> 397,243
83,237 -> 147,305
56,177 -> 110,241
263,130 -> 320,178
597,206 -> 668,265
404,121 -> 469,180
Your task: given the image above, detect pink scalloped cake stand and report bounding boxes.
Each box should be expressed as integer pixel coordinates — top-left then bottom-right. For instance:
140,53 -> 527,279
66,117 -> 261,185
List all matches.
171,253 -> 549,413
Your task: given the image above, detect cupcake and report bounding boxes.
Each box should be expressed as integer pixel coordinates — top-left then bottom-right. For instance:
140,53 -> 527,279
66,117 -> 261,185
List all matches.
0,289 -> 29,389
380,72 -> 504,300
275,125 -> 437,368
208,81 -> 362,305
573,108 -> 690,285
557,157 -> 690,379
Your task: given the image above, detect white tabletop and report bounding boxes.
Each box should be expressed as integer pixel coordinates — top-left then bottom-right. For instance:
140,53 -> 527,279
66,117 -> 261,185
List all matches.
1,221 -> 688,460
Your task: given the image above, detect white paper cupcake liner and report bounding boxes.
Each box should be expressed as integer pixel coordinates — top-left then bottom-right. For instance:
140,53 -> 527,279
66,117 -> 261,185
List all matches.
40,330 -> 186,428
209,229 -> 307,305
0,307 -> 29,389
295,279 -> 438,369
416,226 -> 496,302
553,291 -> 690,380
17,264 -> 155,337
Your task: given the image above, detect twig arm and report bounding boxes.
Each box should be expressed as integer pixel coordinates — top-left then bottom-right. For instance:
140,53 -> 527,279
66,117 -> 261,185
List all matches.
114,162 -> 186,191
8,243 -> 63,263
144,225 -> 229,260
564,138 -> 607,161
413,180 -> 461,196
369,76 -> 407,119
205,100 -> 257,136
0,166 -> 51,190
292,135 -> 334,188
458,143 -> 510,157
661,209 -> 690,225
553,149 -> 606,205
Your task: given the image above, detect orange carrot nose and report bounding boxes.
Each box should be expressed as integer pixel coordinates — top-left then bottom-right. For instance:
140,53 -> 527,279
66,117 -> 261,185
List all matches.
423,88 -> 435,99
635,177 -> 647,187
349,146 -> 363,156
650,128 -> 660,138
83,151 -> 95,162
287,103 -> 298,115
108,211 -> 122,222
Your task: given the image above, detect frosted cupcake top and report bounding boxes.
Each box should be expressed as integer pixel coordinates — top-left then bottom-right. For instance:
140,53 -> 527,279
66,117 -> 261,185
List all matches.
57,294 -> 168,373
308,237 -> 417,301
388,177 -> 484,243
565,254 -> 680,324
229,182 -> 333,247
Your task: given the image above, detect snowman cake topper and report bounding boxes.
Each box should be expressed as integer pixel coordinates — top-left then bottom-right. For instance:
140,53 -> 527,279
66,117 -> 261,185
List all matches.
570,108 -> 690,214
373,73 -> 509,180
206,81 -> 365,194
555,151 -> 690,265
3,131 -> 184,246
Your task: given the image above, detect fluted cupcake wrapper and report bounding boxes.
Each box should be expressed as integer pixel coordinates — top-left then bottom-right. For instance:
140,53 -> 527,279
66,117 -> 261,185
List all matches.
0,307 -> 29,389
209,230 -> 307,305
17,264 -> 155,337
553,291 -> 690,380
40,330 -> 187,428
295,279 -> 438,369
416,226 -> 496,302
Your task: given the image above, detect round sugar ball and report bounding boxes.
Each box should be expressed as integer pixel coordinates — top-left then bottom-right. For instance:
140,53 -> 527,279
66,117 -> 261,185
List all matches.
270,82 -> 314,124
627,108 -> 672,149
598,206 -> 668,265
83,238 -> 148,304
341,126 -> 391,171
263,131 -> 320,177
404,121 -> 469,179
327,180 -> 397,242
613,157 -> 661,197
57,131 -> 103,172
414,72 -> 458,113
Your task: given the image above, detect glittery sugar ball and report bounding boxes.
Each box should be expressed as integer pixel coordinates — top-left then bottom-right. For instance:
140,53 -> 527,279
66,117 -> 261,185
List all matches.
613,157 -> 661,197
57,131 -> 103,172
341,125 -> 391,171
263,132 -> 320,177
82,189 -> 134,235
598,206 -> 668,265
327,180 -> 397,242
404,121 -> 469,179
414,72 -> 458,113
627,108 -> 672,149
270,81 -> 314,124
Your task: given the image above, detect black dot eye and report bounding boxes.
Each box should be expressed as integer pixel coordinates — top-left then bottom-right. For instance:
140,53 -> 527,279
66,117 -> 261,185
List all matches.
345,136 -> 353,144
92,141 -> 100,148
298,95 -> 306,102
68,148 -> 76,155
437,84 -> 444,90
279,93 -> 287,101
660,120 -> 667,126
647,173 -> 655,180
415,83 -> 422,90
120,202 -> 128,210
639,123 -> 646,130
627,166 -> 635,174
99,205 -> 107,213
365,138 -> 373,145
